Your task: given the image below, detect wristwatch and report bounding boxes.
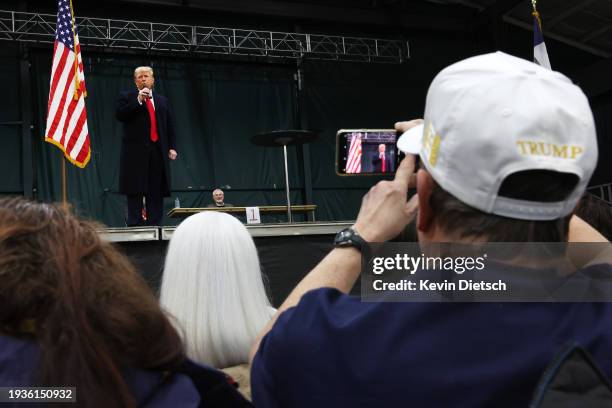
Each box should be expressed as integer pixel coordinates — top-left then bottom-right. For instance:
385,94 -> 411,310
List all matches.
334,227 -> 369,252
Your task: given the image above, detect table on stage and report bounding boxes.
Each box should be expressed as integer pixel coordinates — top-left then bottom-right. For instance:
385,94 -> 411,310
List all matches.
167,205 -> 317,221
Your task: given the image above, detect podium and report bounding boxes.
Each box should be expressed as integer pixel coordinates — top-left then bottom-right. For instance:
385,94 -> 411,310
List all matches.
167,205 -> 317,221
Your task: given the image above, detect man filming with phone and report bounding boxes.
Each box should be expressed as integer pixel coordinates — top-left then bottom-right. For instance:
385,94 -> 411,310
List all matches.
249,52 -> 612,407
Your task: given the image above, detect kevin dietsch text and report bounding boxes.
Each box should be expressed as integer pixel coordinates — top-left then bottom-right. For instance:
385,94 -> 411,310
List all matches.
372,279 -> 507,292
370,254 -> 507,293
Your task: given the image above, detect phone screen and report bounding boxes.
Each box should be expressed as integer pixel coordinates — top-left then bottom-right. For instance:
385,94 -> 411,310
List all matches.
336,129 -> 403,175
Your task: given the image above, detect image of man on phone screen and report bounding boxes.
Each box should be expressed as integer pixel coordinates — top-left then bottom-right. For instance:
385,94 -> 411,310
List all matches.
371,143 -> 394,173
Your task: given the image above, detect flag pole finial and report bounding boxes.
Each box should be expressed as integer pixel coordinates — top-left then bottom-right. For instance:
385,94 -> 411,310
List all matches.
532,0 -> 551,70
532,0 -> 541,25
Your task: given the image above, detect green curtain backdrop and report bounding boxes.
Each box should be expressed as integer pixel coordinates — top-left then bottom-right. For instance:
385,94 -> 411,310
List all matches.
31,51 -> 299,226
26,49 -> 433,226
0,34 -> 509,224
0,44 -> 526,224
301,61 -> 429,221
0,45 -> 22,195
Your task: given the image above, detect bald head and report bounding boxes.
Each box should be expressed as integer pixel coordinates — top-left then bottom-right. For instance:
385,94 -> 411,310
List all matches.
213,189 -> 224,205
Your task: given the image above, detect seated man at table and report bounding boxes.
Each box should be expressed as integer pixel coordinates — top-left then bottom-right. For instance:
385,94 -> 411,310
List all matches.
207,189 -> 234,208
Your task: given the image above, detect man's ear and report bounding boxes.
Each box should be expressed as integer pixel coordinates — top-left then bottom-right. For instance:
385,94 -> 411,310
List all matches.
416,170 -> 435,233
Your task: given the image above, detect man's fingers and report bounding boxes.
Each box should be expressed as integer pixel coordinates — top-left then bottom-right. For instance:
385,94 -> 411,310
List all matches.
394,119 -> 423,133
408,174 -> 417,189
405,193 -> 419,216
394,155 -> 415,188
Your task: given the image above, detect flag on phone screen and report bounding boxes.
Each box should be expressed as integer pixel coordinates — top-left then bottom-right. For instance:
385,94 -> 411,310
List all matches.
346,133 -> 362,174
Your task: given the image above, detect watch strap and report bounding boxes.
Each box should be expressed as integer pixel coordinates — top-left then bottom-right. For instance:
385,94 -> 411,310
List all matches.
334,227 -> 368,252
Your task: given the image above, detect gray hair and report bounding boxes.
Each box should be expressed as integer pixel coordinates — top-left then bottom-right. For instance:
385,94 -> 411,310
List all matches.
160,212 -> 274,368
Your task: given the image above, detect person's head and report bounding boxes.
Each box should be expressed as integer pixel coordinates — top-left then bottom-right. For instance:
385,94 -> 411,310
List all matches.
212,188 -> 224,205
378,144 -> 386,154
0,197 -> 184,407
160,211 -> 273,368
399,52 -> 597,243
134,66 -> 154,90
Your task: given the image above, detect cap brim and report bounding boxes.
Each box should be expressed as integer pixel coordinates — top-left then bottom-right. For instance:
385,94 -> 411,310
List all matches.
397,123 -> 423,154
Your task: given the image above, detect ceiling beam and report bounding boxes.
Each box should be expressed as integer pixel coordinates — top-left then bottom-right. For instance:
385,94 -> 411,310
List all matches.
581,22 -> 612,43
572,57 -> 612,97
436,0 -> 483,11
115,0 -> 471,31
503,15 -> 612,58
476,0 -> 524,24
546,0 -> 598,29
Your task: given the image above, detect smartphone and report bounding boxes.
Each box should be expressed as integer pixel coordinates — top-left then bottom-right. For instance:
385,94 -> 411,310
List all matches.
336,129 -> 404,175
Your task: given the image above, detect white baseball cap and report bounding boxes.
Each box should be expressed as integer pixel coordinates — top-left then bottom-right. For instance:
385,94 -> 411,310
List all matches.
397,52 -> 597,221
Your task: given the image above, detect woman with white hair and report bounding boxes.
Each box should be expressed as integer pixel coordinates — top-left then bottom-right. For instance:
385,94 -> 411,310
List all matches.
160,211 -> 274,400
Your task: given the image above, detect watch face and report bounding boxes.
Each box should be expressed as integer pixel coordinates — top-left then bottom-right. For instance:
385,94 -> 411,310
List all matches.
334,227 -> 366,252
335,228 -> 354,245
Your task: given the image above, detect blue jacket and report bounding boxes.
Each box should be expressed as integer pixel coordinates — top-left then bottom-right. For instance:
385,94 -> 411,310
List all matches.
0,334 -> 251,407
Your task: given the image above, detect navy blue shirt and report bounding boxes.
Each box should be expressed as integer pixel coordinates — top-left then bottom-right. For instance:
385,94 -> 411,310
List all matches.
252,266 -> 612,407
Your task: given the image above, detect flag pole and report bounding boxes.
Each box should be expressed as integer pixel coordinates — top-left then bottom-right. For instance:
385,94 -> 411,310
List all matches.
532,0 -> 543,31
531,0 -> 551,69
532,0 -> 540,20
45,0 -> 91,209
62,0 -> 76,208
69,0 -> 80,100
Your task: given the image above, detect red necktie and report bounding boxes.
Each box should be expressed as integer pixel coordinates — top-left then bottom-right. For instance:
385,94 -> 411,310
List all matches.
145,99 -> 159,142
381,154 -> 386,173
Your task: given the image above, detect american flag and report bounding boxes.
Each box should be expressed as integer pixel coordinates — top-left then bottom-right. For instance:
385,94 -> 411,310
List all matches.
45,0 -> 90,168
532,6 -> 551,69
346,132 -> 362,174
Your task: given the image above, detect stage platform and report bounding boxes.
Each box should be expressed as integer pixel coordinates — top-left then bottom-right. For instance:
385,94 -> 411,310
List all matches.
100,221 -> 348,242
99,222 -> 352,307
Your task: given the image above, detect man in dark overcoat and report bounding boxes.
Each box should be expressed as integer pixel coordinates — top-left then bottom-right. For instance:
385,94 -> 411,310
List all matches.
116,66 -> 177,226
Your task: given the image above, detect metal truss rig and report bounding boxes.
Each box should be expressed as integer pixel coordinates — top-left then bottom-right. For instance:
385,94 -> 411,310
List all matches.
0,10 -> 409,64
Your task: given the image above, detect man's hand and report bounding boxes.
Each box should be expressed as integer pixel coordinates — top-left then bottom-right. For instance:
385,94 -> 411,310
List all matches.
394,119 -> 423,133
249,119 -> 422,365
168,149 -> 177,160
353,156 -> 418,242
353,120 -> 422,242
138,87 -> 151,104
